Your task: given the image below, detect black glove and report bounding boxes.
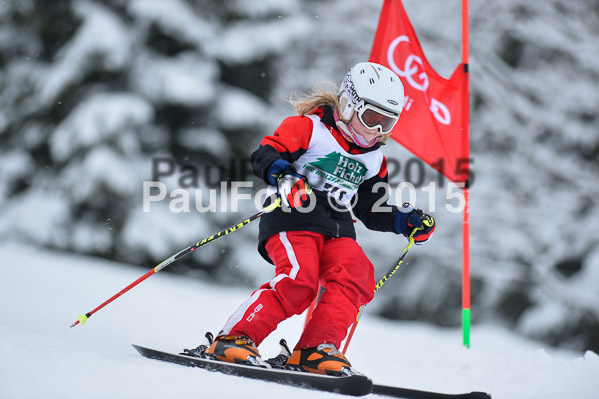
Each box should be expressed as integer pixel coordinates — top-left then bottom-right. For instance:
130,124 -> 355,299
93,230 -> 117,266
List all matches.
394,203 -> 436,244
267,160 -> 312,208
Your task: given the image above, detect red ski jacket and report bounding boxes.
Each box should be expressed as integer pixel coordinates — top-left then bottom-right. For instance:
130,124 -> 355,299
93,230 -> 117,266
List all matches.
250,106 -> 401,263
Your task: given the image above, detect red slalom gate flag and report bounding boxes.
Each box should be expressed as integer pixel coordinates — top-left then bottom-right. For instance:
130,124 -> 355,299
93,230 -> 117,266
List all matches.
370,0 -> 469,183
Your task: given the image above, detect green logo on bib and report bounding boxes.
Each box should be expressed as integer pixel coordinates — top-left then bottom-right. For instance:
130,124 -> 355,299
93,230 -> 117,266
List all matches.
309,152 -> 367,185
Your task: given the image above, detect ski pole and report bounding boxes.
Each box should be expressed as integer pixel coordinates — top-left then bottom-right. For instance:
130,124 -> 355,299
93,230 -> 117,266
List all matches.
70,198 -> 281,328
341,220 -> 429,354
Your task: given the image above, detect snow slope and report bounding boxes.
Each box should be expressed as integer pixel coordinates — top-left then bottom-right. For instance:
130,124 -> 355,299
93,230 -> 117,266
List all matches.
0,244 -> 597,399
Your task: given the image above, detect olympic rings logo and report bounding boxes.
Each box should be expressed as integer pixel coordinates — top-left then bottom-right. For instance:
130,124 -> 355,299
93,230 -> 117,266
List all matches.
387,35 -> 451,126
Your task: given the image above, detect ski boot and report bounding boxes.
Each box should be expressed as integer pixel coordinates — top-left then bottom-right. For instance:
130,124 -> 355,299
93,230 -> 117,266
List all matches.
286,343 -> 355,376
191,333 -> 270,368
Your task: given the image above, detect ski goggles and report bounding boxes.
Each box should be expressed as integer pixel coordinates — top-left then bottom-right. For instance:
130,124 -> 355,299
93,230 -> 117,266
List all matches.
356,103 -> 400,134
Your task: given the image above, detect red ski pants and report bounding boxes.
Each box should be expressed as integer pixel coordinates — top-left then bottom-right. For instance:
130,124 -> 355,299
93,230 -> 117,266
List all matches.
221,231 -> 375,349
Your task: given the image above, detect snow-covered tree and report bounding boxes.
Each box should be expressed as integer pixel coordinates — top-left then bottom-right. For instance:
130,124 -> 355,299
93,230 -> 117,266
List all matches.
0,0 -> 306,285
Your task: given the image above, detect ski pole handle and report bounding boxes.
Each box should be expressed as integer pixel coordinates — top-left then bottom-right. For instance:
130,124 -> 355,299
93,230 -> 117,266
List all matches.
70,198 -> 281,328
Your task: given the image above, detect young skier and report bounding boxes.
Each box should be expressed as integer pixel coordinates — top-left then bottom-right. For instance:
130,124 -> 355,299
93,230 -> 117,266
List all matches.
200,62 -> 435,375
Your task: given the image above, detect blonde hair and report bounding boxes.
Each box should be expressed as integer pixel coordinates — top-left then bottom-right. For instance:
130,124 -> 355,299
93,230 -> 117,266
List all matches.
289,82 -> 342,117
288,82 -> 389,144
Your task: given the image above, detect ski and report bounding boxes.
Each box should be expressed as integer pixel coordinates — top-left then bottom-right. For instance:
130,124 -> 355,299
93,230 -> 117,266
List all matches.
372,384 -> 491,399
132,344 -> 373,396
132,345 -> 491,399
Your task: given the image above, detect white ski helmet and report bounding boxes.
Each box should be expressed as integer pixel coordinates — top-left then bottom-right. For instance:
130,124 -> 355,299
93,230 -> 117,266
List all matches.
338,62 -> 404,134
